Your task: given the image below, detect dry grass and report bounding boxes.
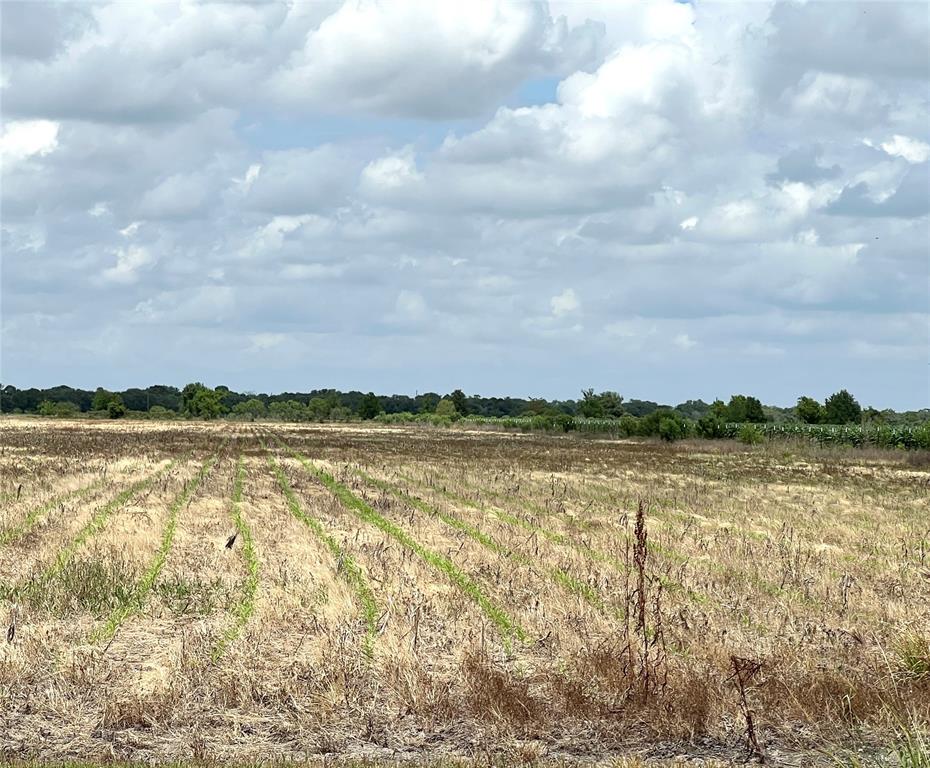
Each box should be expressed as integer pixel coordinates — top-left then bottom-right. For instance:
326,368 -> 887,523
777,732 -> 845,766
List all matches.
0,417 -> 927,766
1,760 -> 743,768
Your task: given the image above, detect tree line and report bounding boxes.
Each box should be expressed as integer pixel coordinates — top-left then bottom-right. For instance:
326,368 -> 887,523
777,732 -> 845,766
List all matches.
1,382 -> 925,427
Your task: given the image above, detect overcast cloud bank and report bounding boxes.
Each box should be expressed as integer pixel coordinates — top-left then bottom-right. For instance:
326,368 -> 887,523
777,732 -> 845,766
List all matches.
1,1 -> 928,408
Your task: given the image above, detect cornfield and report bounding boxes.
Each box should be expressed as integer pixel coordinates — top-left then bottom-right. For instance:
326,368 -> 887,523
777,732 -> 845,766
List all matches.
462,414 -> 930,449
720,421 -> 929,449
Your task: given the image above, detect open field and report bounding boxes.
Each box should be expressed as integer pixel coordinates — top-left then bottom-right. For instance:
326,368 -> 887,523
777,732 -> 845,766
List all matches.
0,418 -> 927,767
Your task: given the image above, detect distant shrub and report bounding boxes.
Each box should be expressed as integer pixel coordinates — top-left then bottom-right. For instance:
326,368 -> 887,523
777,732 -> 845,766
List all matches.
529,414 -> 553,431
232,398 -> 266,421
329,406 -> 354,422
738,424 -> 764,445
697,414 -> 727,439
37,400 -> 80,418
640,409 -> 690,441
268,400 -> 306,422
375,411 -> 415,424
658,416 -> 687,442
618,415 -> 640,437
553,413 -> 575,432
92,388 -> 119,412
453,413 -> 929,452
434,398 -> 459,420
726,394 -> 766,423
306,397 -> 334,421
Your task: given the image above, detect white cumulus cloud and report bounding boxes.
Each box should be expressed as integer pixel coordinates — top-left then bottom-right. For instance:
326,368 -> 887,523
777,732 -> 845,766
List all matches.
880,135 -> 930,164
0,120 -> 59,164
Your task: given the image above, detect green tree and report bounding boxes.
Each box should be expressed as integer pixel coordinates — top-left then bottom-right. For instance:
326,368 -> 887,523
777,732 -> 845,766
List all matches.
180,382 -> 225,419
329,405 -> 352,422
450,389 -> 468,416
577,390 -> 628,418
862,406 -> 884,424
726,395 -> 765,423
796,396 -> 824,424
745,396 -> 766,423
181,382 -> 205,414
435,398 -> 458,419
358,392 -> 381,420
824,389 -> 861,424
725,395 -> 748,422
658,415 -> 687,442
306,397 -> 332,421
214,385 -> 239,412
553,413 -> 575,432
106,395 -> 126,419
416,392 -> 441,414
233,398 -> 266,421
147,405 -> 176,419
694,399 -> 726,437
599,391 -> 625,418
187,386 -> 225,419
92,388 -> 117,411
675,399 -> 711,419
269,400 -> 306,422
579,388 -> 604,418
523,398 -> 550,416
37,400 -> 79,417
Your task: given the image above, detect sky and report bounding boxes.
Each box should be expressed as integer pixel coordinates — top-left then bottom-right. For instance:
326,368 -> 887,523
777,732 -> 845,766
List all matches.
1,1 -> 928,409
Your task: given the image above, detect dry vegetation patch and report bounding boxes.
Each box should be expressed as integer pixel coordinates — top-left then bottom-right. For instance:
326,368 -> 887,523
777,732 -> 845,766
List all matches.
0,419 -> 927,766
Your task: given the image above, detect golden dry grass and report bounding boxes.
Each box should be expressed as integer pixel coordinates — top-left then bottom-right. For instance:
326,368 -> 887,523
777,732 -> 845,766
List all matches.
0,417 -> 927,767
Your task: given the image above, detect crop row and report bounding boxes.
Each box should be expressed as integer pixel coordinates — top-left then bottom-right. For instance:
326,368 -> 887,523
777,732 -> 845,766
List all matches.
402,467 -> 705,606
212,454 -> 260,661
354,468 -> 609,615
36,460 -> 179,588
462,414 -> 930,448
720,421 -> 929,448
93,456 -> 217,643
0,477 -> 108,548
265,449 -> 381,653
267,434 -> 527,644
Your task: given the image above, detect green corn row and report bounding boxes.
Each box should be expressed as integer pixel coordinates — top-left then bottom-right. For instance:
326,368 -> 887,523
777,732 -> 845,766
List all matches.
41,460 -> 178,584
212,454 -> 260,661
355,468 -> 607,615
0,477 -> 108,548
265,452 -> 379,654
280,443 -> 526,644
92,456 -> 216,644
